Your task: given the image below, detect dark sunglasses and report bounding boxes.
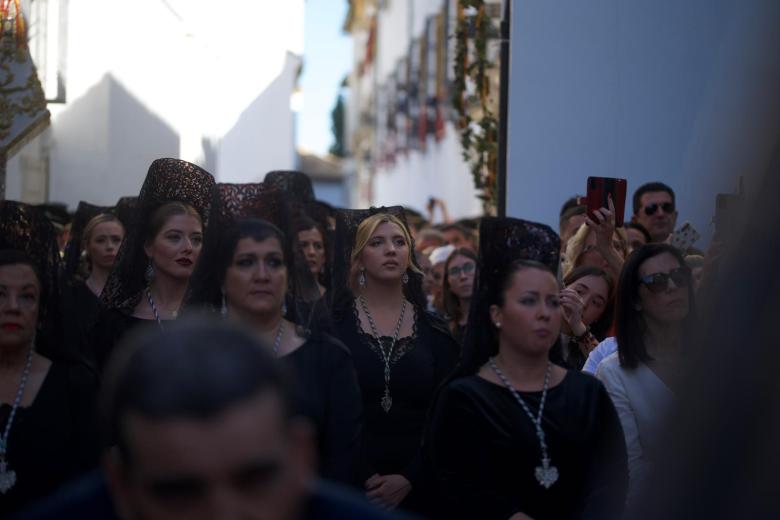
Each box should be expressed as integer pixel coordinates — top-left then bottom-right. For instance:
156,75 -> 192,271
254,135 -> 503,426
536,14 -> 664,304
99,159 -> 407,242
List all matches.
643,202 -> 675,216
448,262 -> 476,278
639,267 -> 691,293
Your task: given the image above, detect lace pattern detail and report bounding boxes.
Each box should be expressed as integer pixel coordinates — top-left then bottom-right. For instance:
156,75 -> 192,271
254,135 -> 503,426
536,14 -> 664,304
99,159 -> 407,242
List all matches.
353,301 -> 420,367
101,158 -> 216,313
263,170 -> 315,203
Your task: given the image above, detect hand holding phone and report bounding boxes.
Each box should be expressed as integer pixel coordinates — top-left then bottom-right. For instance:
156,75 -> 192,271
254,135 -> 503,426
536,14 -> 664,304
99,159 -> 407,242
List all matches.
586,177 -> 627,227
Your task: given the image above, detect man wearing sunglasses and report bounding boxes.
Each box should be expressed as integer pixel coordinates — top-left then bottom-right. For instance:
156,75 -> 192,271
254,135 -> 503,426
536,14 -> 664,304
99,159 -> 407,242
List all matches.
632,182 -> 678,243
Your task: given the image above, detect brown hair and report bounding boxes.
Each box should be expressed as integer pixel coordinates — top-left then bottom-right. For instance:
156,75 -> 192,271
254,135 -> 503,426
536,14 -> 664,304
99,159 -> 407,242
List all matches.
442,248 -> 478,330
145,202 -> 201,245
349,213 -> 421,292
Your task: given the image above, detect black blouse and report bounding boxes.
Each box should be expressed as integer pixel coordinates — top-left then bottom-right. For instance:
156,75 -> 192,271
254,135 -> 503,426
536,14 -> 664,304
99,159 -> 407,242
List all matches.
90,309 -> 162,372
60,282 -> 101,368
426,371 -> 628,520
328,295 -> 458,510
281,333 -> 363,486
0,361 -> 100,516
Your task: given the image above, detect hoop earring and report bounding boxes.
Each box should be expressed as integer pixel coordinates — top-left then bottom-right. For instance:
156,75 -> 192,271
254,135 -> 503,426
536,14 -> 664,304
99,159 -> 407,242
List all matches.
359,268 -> 366,288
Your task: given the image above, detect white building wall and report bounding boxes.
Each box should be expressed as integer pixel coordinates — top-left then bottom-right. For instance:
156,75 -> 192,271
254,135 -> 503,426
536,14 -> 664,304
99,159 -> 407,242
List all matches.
351,0 -> 481,219
7,0 -> 304,208
505,0 -> 780,242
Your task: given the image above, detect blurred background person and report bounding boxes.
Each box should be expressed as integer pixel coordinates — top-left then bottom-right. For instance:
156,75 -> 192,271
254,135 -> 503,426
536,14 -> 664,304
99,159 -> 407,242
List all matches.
631,183 -> 678,243
427,244 -> 454,317
296,216 -> 329,297
441,248 -> 477,345
625,222 -> 651,254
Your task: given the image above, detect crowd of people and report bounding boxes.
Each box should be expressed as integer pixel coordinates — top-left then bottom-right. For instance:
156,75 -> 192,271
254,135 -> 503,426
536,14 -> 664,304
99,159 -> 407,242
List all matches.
0,157 -> 730,518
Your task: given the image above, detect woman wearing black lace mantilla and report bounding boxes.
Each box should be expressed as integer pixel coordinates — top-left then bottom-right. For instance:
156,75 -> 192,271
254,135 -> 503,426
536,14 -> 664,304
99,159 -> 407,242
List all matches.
325,209 -> 458,514
90,159 -> 216,371
184,181 -> 363,487
425,217 -> 628,520
0,202 -> 99,515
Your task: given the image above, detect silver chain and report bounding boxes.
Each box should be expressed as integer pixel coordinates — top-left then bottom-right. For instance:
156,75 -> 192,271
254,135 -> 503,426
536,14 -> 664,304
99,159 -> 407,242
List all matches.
272,319 -> 286,357
146,286 -> 164,329
488,357 -> 559,488
0,347 -> 34,476
359,296 -> 407,413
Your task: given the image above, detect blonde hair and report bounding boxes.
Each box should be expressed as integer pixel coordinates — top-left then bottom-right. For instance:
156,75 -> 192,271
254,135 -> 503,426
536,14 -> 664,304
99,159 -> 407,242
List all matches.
562,223 -> 628,278
81,213 -> 123,251
349,213 -> 422,291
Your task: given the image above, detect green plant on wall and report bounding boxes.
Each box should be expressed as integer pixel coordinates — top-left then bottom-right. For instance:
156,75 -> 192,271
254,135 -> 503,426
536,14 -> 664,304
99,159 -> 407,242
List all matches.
453,0 -> 499,215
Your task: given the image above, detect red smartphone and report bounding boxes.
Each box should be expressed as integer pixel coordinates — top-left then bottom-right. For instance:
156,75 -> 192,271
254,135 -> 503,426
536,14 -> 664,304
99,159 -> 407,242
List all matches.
586,177 -> 627,227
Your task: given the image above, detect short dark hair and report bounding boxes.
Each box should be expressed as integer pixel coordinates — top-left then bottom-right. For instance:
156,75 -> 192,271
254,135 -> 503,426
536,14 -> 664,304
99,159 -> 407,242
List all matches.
100,317 -> 294,465
440,223 -> 474,243
615,243 -> 695,369
632,182 -> 676,215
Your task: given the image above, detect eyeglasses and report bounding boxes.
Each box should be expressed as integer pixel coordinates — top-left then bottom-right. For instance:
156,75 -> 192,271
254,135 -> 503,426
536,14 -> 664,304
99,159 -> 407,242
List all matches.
639,267 -> 691,293
448,262 -> 476,278
643,202 -> 675,216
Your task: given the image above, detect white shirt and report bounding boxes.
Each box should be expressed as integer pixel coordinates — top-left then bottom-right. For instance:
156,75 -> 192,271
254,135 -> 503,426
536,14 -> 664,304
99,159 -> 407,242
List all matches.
582,337 -> 618,374
596,351 -> 675,502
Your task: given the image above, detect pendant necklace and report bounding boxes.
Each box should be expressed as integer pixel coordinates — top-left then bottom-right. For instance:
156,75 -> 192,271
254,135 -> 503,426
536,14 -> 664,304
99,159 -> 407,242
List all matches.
271,319 -> 285,357
488,357 -> 559,489
0,347 -> 34,494
359,296 -> 407,413
146,287 -> 179,330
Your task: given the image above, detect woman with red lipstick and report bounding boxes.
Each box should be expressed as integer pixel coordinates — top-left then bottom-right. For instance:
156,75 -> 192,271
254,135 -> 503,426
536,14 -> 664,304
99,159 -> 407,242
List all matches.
441,247 -> 478,345
426,217 -> 627,520
595,243 -> 694,505
0,201 -> 99,515
326,210 -> 458,514
186,218 -> 362,486
92,159 -> 216,371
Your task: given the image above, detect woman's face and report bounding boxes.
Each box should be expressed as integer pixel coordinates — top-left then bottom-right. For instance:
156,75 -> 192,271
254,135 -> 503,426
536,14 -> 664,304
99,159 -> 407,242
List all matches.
224,237 -> 287,319
297,227 -> 325,276
359,222 -> 410,285
416,253 -> 434,295
145,214 -> 203,281
87,221 -> 124,271
447,254 -> 476,301
0,264 -> 40,349
567,274 -> 609,326
626,227 -> 647,253
491,268 -> 562,356
637,252 -> 690,325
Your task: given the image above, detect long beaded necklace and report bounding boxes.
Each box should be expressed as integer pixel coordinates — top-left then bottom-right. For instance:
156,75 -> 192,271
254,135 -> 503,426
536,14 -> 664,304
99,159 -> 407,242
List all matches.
488,357 -> 559,489
271,319 -> 285,357
0,347 -> 34,494
359,296 -> 407,413
146,287 -> 179,330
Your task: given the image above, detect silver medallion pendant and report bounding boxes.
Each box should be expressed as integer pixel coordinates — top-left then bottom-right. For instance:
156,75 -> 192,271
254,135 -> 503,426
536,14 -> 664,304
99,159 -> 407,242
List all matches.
381,387 -> 393,413
534,457 -> 559,489
0,460 -> 17,494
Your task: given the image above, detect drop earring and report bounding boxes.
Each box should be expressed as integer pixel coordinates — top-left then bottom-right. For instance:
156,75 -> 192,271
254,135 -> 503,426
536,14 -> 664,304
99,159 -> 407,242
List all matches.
402,272 -> 409,285
144,258 -> 155,283
359,268 -> 366,288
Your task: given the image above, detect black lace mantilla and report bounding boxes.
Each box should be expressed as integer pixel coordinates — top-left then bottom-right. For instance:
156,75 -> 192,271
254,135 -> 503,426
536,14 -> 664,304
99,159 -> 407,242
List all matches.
101,158 -> 216,313
263,170 -> 315,204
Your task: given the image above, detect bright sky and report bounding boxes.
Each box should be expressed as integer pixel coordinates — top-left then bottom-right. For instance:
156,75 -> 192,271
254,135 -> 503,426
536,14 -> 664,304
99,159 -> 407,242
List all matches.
297,0 -> 352,156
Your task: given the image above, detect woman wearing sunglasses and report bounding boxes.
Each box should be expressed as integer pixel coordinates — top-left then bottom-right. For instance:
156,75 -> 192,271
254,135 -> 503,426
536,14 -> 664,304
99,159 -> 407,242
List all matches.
595,243 -> 695,505
441,248 -> 477,345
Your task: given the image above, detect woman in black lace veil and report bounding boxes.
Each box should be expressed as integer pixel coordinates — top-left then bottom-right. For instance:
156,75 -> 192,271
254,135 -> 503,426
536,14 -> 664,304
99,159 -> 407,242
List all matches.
323,207 -> 458,514
90,159 -> 216,370
0,202 -> 99,515
60,203 -> 124,364
184,186 -> 362,486
424,217 -> 628,520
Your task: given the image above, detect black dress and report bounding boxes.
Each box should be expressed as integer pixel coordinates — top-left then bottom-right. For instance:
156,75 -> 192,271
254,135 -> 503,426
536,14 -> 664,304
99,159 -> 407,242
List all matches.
281,333 -> 363,486
0,361 -> 100,516
90,309 -> 161,372
329,296 -> 459,511
60,281 -> 101,368
426,371 -> 628,520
